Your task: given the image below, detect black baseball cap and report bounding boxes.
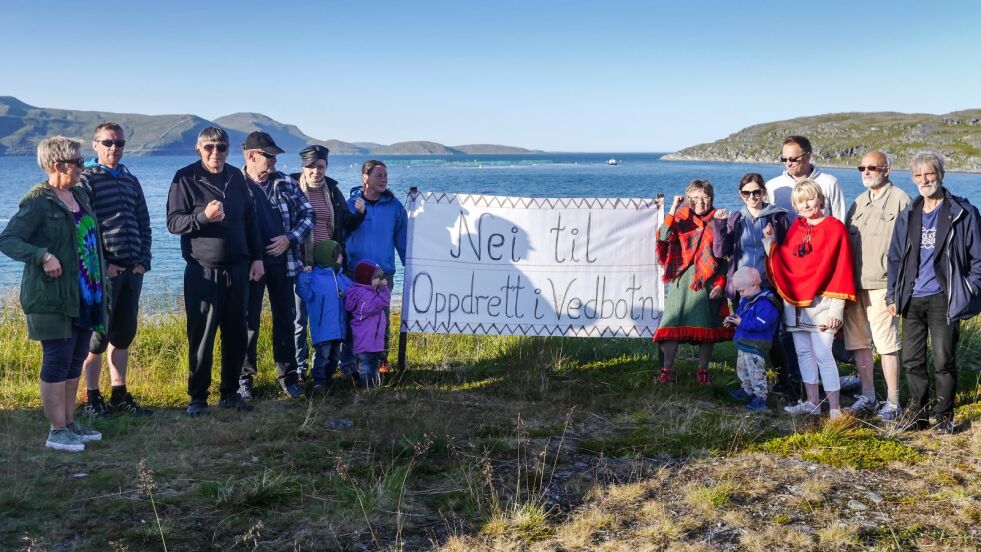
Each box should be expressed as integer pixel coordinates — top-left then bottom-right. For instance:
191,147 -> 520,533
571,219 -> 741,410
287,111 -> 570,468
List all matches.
242,131 -> 285,155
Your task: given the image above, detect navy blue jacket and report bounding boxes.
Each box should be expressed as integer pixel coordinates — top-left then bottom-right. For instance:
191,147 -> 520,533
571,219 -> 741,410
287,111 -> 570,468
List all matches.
886,189 -> 981,322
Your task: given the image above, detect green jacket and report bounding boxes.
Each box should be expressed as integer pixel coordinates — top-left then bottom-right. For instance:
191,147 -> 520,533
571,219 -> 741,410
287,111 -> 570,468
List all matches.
0,181 -> 109,340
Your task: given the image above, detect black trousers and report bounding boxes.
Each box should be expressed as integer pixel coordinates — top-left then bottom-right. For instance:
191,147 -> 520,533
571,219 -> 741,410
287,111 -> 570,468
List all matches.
902,292 -> 959,424
185,261 -> 249,402
242,262 -> 298,384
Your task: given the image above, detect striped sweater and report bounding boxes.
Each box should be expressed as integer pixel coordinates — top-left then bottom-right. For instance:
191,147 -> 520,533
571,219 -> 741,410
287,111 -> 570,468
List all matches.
80,163 -> 152,271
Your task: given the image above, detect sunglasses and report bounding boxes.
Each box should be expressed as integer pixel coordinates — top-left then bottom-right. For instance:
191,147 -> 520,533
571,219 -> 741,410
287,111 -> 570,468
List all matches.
58,158 -> 85,168
98,139 -> 126,148
857,166 -> 886,172
201,143 -> 229,153
740,189 -> 764,198
779,153 -> 809,163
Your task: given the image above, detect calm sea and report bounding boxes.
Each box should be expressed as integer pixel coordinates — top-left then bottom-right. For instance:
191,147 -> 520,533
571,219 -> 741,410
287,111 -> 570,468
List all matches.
1,153 -> 977,311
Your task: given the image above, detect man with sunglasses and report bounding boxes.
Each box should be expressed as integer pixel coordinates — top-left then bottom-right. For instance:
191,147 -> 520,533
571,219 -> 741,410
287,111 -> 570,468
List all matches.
841,151 -> 910,421
766,135 -> 846,222
167,127 -> 265,416
78,122 -> 153,419
238,131 -> 314,401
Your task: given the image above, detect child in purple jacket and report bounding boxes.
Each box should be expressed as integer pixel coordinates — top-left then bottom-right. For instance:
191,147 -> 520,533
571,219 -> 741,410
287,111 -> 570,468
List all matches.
345,259 -> 391,388
724,266 -> 780,411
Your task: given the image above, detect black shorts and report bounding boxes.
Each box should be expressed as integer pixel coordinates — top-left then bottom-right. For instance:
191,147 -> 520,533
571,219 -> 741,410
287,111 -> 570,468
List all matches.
90,268 -> 144,353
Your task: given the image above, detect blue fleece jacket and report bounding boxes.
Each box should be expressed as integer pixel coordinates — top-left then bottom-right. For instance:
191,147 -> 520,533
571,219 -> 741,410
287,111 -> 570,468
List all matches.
296,267 -> 351,344
733,289 -> 780,355
345,187 -> 407,275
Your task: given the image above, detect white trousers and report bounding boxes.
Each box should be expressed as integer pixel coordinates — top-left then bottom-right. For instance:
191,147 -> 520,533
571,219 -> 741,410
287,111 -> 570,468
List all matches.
792,331 -> 840,391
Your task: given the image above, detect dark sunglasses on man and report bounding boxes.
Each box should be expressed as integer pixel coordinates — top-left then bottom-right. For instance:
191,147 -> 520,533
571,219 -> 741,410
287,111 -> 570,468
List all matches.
857,165 -> 886,172
98,139 -> 126,148
202,143 -> 229,153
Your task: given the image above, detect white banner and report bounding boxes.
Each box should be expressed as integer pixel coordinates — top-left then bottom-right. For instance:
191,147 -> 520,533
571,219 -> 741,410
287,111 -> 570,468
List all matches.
400,193 -> 665,338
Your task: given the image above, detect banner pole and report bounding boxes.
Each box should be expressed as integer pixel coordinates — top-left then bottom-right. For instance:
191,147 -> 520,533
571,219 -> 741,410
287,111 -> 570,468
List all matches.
397,186 -> 419,373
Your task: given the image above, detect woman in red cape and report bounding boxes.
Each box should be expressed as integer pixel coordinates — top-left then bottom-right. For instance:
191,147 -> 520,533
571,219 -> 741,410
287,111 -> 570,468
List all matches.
654,180 -> 733,384
764,180 -> 856,418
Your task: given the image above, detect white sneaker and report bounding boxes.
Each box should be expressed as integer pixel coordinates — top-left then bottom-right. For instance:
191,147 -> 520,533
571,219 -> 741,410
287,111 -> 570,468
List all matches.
829,408 -> 843,419
876,401 -> 903,422
838,375 -> 862,391
784,400 -> 821,415
843,394 -> 878,415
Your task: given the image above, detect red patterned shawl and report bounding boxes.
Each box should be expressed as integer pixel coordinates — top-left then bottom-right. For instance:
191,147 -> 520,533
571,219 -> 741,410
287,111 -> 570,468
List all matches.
656,206 -> 720,291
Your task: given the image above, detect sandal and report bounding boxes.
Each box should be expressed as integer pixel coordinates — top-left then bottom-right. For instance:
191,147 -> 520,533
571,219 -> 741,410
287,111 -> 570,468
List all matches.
657,367 -> 675,384
697,368 -> 712,385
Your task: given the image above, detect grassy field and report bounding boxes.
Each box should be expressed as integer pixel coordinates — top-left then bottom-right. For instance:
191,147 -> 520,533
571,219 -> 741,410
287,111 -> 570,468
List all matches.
1,299 -> 980,551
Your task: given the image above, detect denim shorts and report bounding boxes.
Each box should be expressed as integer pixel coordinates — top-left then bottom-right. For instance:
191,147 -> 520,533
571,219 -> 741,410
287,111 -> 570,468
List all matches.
41,326 -> 93,383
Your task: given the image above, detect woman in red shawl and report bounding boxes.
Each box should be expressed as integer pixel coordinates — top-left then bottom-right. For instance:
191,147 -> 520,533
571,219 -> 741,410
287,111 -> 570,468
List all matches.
764,180 -> 856,418
654,180 -> 733,384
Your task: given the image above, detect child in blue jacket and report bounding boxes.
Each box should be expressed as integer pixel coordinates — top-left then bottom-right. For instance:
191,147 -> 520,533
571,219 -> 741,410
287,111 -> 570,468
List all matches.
296,240 -> 351,394
724,266 -> 780,411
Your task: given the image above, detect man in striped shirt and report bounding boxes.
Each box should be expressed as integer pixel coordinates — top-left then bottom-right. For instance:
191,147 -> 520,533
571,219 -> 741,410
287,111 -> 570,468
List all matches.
79,122 -> 153,418
239,132 -> 314,400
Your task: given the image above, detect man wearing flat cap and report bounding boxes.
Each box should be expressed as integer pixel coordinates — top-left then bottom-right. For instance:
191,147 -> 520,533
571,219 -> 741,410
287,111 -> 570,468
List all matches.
239,131 -> 314,400
290,145 -> 365,381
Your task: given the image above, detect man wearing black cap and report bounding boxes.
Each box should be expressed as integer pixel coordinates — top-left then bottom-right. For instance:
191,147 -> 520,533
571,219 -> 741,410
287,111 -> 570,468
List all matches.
239,131 -> 314,400
291,144 -> 365,381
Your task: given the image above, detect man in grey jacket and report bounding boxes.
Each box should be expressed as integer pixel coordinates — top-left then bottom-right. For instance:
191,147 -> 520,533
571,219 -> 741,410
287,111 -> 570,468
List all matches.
842,151 -> 910,420
886,151 -> 981,434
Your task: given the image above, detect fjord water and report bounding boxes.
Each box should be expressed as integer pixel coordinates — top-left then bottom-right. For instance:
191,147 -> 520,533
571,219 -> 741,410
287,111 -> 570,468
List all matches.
1,153 -> 977,309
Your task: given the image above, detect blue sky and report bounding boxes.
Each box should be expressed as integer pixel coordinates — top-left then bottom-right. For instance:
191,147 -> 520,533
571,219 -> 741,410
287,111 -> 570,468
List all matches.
4,0 -> 981,151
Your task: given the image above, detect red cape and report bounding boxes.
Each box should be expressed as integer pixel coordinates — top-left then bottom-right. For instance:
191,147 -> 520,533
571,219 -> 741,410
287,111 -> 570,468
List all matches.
767,217 -> 856,307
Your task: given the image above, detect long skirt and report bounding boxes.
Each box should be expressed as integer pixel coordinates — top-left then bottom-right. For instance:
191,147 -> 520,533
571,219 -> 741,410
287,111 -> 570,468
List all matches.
653,264 -> 733,343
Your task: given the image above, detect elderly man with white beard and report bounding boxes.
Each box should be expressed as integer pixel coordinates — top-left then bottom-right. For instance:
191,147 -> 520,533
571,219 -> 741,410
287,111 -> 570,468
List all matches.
886,151 -> 981,434
841,151 -> 909,420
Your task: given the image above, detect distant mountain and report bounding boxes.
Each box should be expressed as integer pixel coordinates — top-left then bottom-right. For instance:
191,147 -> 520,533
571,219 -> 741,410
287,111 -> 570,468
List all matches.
213,112 -> 365,155
662,110 -> 981,172
0,96 -> 242,156
0,96 -> 541,157
453,144 -> 540,154
370,141 -> 465,155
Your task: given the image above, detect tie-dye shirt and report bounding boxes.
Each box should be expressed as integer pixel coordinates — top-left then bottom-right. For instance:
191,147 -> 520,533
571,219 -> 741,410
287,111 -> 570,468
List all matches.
73,209 -> 105,332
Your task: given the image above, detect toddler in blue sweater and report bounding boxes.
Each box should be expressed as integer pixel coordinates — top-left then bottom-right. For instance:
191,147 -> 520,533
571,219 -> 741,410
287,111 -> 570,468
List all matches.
296,240 -> 352,394
724,267 -> 780,411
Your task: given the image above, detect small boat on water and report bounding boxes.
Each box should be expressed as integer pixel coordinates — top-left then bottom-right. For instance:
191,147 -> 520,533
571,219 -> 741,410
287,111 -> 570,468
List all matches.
607,158 -> 619,165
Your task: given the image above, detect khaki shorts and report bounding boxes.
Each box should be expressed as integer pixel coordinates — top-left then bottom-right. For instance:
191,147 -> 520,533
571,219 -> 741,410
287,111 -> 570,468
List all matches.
843,288 -> 900,354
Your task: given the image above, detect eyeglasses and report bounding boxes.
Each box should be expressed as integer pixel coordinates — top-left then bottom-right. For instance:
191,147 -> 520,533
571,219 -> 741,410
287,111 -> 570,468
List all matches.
779,153 -> 809,163
740,189 -> 764,198
98,139 -> 126,148
255,151 -> 275,159
58,158 -> 85,168
857,166 -> 886,172
201,143 -> 229,153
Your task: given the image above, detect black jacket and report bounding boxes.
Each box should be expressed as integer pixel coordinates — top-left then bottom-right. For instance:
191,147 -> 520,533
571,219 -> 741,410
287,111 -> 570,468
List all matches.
166,162 -> 263,268
886,188 -> 981,322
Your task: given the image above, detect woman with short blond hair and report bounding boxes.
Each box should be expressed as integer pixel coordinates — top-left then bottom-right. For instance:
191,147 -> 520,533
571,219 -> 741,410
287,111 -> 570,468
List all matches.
0,136 -> 109,451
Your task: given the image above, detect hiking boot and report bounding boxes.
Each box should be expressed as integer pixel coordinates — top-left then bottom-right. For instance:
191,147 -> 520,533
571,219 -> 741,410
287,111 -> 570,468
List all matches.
935,419 -> 956,435
218,394 -> 255,412
186,400 -> 209,417
68,420 -> 102,442
238,378 -> 254,401
843,394 -> 878,416
108,393 -> 153,416
45,428 -> 84,452
281,381 -> 304,400
379,359 -> 391,374
838,375 -> 861,392
728,388 -> 753,402
656,367 -> 675,384
81,394 -> 113,420
783,400 -> 820,416
876,401 -> 903,422
746,396 -> 769,411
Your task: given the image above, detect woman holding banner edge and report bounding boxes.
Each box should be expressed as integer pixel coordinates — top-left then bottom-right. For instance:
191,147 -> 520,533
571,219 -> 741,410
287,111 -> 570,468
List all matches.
653,180 -> 733,384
